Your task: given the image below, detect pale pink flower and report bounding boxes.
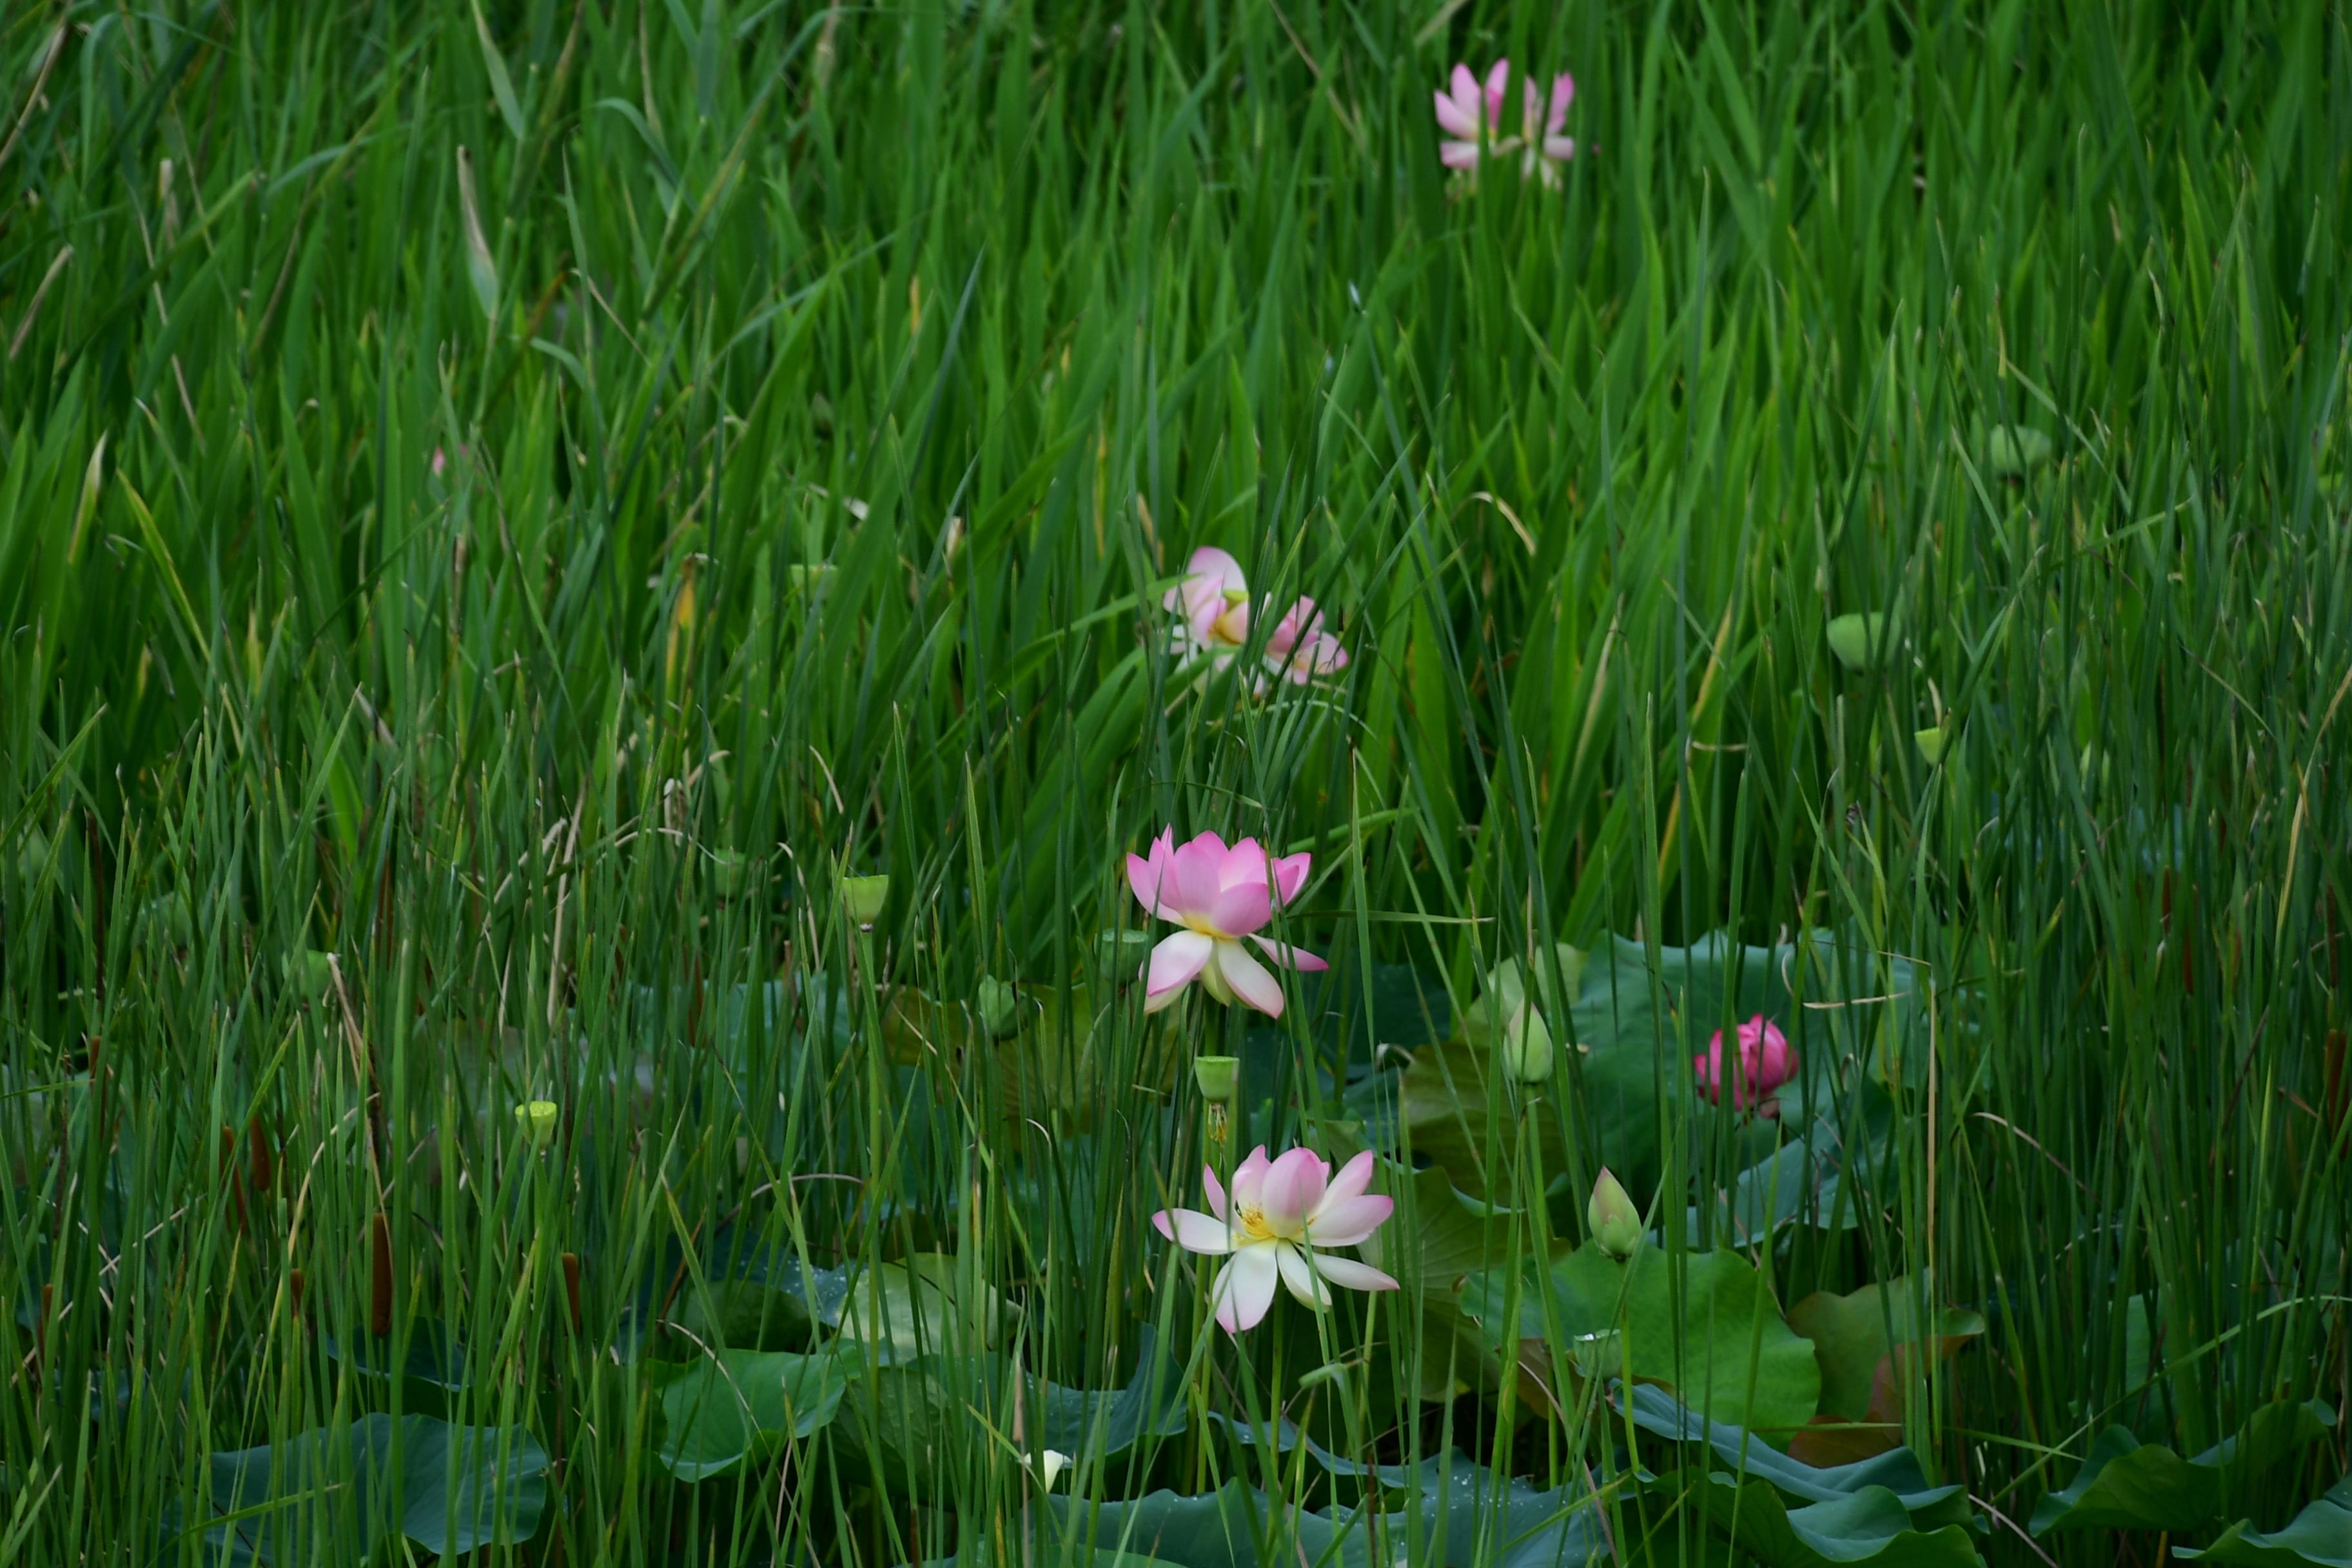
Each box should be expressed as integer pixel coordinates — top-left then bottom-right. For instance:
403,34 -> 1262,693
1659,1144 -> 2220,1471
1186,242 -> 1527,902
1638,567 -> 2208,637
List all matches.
1693,1014 -> 1798,1115
1261,597 -> 1349,686
1432,60 -> 1575,183
1152,1146 -> 1398,1333
1431,62 -> 1508,170
1126,829 -> 1327,1017
1164,547 -> 1251,658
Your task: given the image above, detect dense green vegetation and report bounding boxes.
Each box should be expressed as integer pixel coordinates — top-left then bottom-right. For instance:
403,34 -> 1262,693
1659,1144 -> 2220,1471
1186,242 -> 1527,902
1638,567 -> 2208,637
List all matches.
3,0 -> 2349,1562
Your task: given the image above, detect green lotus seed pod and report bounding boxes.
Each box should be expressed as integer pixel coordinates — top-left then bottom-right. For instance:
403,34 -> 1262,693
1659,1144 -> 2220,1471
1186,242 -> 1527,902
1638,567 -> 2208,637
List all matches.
977,975 -> 1021,1039
838,874 -> 889,929
1988,424 -> 2053,477
1587,1167 -> 1644,1260
1826,612 -> 1898,672
514,1099 -> 560,1150
1192,1054 -> 1239,1103
1568,1329 -> 1625,1380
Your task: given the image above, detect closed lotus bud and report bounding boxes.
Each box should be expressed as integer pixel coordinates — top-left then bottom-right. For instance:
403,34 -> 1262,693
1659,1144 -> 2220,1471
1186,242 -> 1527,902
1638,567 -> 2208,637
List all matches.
1500,1004 -> 1556,1084
19,827 -> 52,886
839,874 -> 889,930
1988,424 -> 2053,477
1587,1167 -> 1643,1260
1826,612 -> 1898,673
977,975 -> 1021,1039
284,949 -> 337,1000
1192,1054 -> 1239,1104
514,1100 -> 559,1150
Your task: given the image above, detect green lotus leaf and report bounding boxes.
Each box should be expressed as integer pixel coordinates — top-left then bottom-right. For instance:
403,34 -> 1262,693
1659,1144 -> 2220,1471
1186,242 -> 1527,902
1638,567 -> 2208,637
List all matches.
838,1253 -> 1003,1361
1783,1278 -> 1984,1462
192,1414 -> 547,1563
655,1346 -> 852,1482
2177,1474 -> 2352,1565
1665,1469 -> 1984,1567
2030,1400 -> 2338,1536
1475,1244 -> 1821,1441
1617,1383 -> 1966,1519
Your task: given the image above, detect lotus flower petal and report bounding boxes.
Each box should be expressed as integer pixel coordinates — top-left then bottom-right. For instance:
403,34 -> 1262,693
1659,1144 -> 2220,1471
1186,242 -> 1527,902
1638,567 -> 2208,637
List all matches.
1304,1253 -> 1398,1293
1211,1246 -> 1280,1333
1277,1245 -> 1332,1309
1216,941 -> 1286,1016
1305,1193 -> 1393,1247
1152,1206 -> 1232,1255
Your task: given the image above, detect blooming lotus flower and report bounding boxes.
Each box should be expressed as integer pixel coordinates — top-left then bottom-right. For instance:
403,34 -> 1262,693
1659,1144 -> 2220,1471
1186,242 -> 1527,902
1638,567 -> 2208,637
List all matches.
1432,60 -> 1575,183
1128,830 -> 1328,1015
1693,1014 -> 1798,1115
1261,597 -> 1350,686
1152,1146 -> 1398,1333
1165,547 -> 1252,657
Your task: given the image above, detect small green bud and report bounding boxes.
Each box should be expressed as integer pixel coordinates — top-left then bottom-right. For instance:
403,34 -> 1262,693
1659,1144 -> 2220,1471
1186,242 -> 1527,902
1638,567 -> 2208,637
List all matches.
977,975 -> 1021,1039
1587,1166 -> 1643,1260
1500,1004 -> 1556,1084
1192,1054 -> 1239,1104
17,827 -> 50,885
1988,424 -> 2053,478
284,949 -> 337,999
514,1100 -> 560,1150
1826,612 -> 1899,673
1915,725 -> 1948,765
838,874 -> 889,930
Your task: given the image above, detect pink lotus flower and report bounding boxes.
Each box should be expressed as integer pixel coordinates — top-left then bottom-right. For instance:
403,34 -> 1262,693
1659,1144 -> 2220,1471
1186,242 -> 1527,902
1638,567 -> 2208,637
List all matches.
1261,597 -> 1349,686
1165,547 -> 1253,657
1432,60 -> 1575,184
1693,1014 -> 1798,1115
1152,1146 -> 1398,1333
1164,549 -> 1351,688
1127,830 -> 1328,1017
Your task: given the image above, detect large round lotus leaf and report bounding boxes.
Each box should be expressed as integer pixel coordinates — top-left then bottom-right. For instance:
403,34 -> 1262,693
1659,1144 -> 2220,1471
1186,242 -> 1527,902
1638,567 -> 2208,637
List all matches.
196,1414 -> 547,1563
1507,1242 -> 1821,1442
1356,1159 -> 1512,1401
2030,1400 -> 2338,1536
2177,1473 -> 2352,1565
1669,1468 -> 1984,1567
655,1347 -> 851,1481
1388,1035 -> 1571,1200
1787,1278 -> 1984,1422
1784,1278 -> 1984,1464
838,1253 -> 1002,1361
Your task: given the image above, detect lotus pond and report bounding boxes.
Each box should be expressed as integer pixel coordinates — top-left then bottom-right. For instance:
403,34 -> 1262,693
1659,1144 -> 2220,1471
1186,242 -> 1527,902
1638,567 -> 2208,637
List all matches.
2,1 -> 2348,1564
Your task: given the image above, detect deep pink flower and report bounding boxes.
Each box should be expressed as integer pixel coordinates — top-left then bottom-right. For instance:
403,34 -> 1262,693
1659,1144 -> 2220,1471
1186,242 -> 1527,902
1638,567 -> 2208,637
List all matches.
1693,1014 -> 1798,1115
1152,1145 -> 1398,1333
1126,829 -> 1328,1017
1261,597 -> 1349,686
